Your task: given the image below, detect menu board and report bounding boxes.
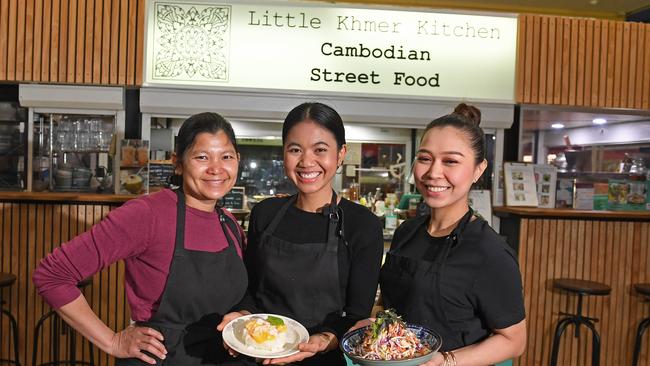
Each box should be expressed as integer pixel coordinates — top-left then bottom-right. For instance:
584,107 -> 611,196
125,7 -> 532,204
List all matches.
220,187 -> 245,210
533,164 -> 557,208
149,161 -> 174,187
503,162 -> 538,207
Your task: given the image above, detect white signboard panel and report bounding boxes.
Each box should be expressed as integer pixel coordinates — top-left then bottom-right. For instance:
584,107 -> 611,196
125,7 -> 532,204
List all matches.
145,1 -> 517,102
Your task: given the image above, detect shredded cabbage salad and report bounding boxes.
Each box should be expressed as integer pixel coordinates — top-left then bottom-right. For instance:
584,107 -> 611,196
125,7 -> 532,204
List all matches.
352,309 -> 431,360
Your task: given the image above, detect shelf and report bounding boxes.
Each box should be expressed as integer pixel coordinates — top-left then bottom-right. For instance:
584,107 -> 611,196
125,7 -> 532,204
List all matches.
120,165 -> 148,169
54,149 -> 111,154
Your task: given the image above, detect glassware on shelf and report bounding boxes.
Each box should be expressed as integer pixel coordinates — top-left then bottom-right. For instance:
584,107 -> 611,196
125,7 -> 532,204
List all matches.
137,145 -> 149,166
32,112 -> 117,193
121,140 -> 136,166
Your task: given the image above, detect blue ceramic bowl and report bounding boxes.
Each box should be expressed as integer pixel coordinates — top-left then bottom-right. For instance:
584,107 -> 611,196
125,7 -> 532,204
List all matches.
340,324 -> 442,366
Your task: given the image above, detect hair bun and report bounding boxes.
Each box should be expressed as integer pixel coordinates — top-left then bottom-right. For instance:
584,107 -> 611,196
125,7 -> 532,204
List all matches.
453,103 -> 481,127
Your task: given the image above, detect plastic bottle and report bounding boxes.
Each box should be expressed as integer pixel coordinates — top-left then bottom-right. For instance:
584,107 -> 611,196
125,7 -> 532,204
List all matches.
385,203 -> 397,230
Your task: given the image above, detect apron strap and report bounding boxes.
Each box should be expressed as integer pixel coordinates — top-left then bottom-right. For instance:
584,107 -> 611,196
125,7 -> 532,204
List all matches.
263,195 -> 297,235
174,189 -> 187,254
323,190 -> 344,251
175,189 -> 244,253
217,207 -> 244,252
436,208 -> 475,266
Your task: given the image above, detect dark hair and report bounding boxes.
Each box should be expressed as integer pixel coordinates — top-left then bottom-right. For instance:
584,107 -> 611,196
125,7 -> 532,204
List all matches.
176,112 -> 239,161
168,112 -> 238,186
282,102 -> 346,149
421,103 -> 485,165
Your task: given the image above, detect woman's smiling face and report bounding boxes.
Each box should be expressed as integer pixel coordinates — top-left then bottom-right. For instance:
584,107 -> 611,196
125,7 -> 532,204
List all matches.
414,126 -> 486,210
176,131 -> 239,211
283,120 -> 345,197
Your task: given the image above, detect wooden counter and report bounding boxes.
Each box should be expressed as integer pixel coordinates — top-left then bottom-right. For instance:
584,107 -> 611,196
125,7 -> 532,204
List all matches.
494,206 -> 650,220
0,191 -> 136,203
495,206 -> 650,366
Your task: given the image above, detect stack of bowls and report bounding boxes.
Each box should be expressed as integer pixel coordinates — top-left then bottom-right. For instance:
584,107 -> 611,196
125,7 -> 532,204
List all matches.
72,168 -> 92,188
55,169 -> 73,188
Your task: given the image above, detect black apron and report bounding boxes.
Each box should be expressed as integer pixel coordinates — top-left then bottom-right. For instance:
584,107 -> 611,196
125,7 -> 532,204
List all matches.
117,189 -> 248,365
379,209 -> 474,352
250,191 -> 346,366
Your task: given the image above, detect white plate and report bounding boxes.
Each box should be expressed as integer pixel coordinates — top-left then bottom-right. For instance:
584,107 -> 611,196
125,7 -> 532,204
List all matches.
222,313 -> 309,359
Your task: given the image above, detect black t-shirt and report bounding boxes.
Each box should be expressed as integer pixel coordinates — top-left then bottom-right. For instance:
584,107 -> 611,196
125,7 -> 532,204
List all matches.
389,215 -> 525,339
244,196 -> 384,339
394,224 -> 448,262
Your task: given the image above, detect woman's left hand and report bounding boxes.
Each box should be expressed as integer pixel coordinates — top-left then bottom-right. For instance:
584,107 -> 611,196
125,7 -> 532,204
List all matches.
262,332 -> 337,365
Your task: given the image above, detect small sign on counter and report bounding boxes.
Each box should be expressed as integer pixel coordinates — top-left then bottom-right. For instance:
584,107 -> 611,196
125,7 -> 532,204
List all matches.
220,187 -> 245,210
504,162 -> 538,207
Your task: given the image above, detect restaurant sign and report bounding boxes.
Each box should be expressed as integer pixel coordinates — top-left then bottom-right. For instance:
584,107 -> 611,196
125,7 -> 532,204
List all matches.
144,0 -> 517,102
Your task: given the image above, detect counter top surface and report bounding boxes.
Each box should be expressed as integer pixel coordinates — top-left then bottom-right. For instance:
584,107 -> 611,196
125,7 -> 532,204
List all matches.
0,191 -> 135,203
493,206 -> 650,220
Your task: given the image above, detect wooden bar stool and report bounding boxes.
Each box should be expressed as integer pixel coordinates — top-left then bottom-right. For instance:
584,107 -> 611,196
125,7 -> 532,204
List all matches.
632,283 -> 650,366
549,278 -> 611,366
33,278 -> 95,366
0,273 -> 20,366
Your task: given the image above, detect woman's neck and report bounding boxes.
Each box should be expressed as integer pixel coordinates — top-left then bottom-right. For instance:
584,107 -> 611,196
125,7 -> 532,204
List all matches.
295,188 -> 334,213
427,199 -> 469,236
182,192 -> 217,213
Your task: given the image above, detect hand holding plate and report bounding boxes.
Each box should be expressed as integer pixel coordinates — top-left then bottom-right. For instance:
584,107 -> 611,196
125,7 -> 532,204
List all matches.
217,310 -> 250,356
262,332 -> 336,365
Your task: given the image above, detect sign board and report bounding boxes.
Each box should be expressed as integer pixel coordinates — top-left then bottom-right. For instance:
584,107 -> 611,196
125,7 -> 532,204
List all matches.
145,1 -> 517,102
220,186 -> 246,209
149,162 -> 175,187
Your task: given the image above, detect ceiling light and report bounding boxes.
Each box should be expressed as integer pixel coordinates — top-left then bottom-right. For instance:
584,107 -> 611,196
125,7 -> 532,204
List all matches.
589,0 -> 598,4
593,118 -> 607,125
551,123 -> 565,129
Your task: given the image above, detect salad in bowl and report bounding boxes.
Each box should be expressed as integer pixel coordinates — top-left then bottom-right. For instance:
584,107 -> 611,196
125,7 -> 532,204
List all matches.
341,309 -> 442,366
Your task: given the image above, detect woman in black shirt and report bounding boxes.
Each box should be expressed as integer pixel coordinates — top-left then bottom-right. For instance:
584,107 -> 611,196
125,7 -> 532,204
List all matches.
377,104 -> 526,366
226,102 -> 383,366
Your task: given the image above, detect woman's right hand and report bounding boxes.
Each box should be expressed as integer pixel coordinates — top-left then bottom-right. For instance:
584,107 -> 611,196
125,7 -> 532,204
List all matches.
216,310 -> 251,357
109,325 -> 167,365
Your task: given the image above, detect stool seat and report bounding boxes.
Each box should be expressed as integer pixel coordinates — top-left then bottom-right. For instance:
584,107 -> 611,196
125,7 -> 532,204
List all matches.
554,278 -> 611,296
634,283 -> 650,297
0,272 -> 17,287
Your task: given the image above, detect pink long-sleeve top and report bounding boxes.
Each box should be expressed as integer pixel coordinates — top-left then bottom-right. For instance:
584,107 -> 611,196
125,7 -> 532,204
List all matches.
32,188 -> 244,321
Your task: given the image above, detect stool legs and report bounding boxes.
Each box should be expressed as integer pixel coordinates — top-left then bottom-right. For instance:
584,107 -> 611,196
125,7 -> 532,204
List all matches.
0,307 -> 20,366
549,294 -> 601,366
33,310 -> 95,366
632,317 -> 650,366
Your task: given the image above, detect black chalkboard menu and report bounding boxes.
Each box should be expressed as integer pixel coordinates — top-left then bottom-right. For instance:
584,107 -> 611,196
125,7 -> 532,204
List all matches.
149,162 -> 174,187
220,187 -> 245,209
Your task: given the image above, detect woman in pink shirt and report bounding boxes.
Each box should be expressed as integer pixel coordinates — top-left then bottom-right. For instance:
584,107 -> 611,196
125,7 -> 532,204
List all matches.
33,112 -> 249,365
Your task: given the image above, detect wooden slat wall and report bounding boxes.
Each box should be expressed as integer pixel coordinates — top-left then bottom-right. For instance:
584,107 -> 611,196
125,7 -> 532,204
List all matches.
0,201 -> 129,366
0,0 -> 145,86
516,14 -> 650,109
514,218 -> 650,366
